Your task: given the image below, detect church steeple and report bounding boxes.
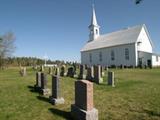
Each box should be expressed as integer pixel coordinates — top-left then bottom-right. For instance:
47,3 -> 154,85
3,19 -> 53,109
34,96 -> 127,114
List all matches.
88,5 -> 100,41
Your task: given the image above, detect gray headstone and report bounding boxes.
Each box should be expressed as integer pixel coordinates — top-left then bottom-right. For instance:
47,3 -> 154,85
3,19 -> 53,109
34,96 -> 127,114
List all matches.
91,66 -> 94,78
55,67 -> 60,76
40,73 -> 50,95
40,65 -> 44,72
19,67 -> 27,76
67,67 -> 74,77
51,75 -> 60,98
48,67 -> 53,75
108,71 -> 115,87
41,73 -> 47,89
35,72 -> 41,87
94,65 -> 103,84
60,66 -> 66,76
49,75 -> 64,105
33,65 -> 38,70
79,65 -> 86,79
86,67 -> 94,81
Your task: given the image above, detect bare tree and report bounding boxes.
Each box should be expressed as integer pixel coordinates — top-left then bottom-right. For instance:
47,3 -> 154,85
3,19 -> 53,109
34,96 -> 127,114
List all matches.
0,32 -> 16,69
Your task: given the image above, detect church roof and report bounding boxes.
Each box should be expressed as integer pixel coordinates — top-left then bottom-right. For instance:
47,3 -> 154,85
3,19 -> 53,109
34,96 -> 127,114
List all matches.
81,24 -> 148,52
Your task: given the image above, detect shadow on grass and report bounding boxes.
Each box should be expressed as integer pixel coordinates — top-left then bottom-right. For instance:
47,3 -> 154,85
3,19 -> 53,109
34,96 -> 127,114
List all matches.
144,109 -> 160,117
48,108 -> 72,120
27,85 -> 39,93
36,96 -> 50,103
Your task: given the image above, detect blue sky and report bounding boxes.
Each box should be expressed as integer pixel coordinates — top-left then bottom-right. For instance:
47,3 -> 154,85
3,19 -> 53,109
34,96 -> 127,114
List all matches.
0,0 -> 160,62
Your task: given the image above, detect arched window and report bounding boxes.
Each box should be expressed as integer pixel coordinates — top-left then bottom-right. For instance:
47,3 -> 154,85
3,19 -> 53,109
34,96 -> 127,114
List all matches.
91,29 -> 93,34
89,53 -> 92,63
156,56 -> 159,62
125,48 -> 129,60
99,52 -> 102,62
96,29 -> 98,34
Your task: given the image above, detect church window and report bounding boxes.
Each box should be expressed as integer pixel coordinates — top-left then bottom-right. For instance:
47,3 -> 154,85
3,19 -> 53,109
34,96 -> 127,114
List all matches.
99,52 -> 102,62
125,48 -> 129,60
96,29 -> 98,34
156,56 -> 159,62
89,53 -> 92,63
91,30 -> 93,34
111,50 -> 115,61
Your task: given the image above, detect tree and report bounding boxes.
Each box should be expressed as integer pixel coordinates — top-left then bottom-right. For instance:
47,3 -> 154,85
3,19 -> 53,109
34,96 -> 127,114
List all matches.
135,0 -> 143,5
0,32 -> 16,69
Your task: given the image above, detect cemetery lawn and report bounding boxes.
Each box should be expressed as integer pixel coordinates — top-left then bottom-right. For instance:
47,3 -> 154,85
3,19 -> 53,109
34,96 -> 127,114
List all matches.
0,67 -> 160,120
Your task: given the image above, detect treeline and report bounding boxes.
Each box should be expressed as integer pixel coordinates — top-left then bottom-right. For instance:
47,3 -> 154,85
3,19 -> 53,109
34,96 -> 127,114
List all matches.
0,56 -> 79,68
3,57 -> 44,66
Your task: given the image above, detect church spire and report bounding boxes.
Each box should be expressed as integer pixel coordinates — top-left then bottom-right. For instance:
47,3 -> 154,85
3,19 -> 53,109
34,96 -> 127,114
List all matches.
91,4 -> 98,26
88,4 -> 100,41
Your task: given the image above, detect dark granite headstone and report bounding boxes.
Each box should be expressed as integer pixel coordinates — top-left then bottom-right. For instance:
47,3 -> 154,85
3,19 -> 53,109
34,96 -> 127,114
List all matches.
108,71 -> 115,87
52,75 -> 60,98
79,65 -> 86,79
34,72 -> 41,90
40,73 -> 50,95
67,67 -> 74,77
41,73 -> 47,89
94,65 -> 103,84
86,67 -> 93,81
49,75 -> 64,105
60,66 -> 66,76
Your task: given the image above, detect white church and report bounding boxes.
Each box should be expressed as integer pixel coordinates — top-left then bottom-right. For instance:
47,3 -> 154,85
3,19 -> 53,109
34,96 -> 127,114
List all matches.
81,6 -> 160,67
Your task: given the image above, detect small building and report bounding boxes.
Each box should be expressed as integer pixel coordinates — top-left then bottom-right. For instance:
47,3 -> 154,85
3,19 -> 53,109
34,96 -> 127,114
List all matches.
81,6 -> 160,67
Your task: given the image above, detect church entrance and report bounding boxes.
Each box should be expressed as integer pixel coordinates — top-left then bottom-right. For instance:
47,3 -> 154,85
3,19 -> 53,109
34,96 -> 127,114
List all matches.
138,58 -> 142,67
147,59 -> 152,68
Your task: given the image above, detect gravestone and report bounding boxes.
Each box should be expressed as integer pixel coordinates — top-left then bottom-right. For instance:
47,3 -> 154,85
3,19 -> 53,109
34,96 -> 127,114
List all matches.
48,67 -> 53,75
55,67 -> 60,76
67,67 -> 74,77
49,75 -> 64,105
78,65 -> 86,79
40,73 -> 50,95
86,66 -> 94,81
34,72 -> 41,90
60,65 -> 66,76
33,65 -> 38,70
108,71 -> 115,87
19,67 -> 27,76
120,64 -> 124,69
73,64 -> 77,74
106,66 -> 109,71
40,65 -> 44,72
91,66 -> 94,79
94,65 -> 103,84
100,66 -> 105,77
71,80 -> 98,120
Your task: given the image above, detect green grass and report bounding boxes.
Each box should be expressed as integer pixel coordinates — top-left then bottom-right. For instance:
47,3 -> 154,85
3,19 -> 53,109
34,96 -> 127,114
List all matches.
0,67 -> 160,120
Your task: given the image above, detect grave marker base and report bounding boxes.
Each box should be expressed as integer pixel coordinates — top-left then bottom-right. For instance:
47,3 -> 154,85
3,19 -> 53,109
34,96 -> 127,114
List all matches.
71,104 -> 98,120
34,85 -> 41,91
78,75 -> 86,79
49,96 -> 65,105
40,88 -> 51,96
95,78 -> 103,84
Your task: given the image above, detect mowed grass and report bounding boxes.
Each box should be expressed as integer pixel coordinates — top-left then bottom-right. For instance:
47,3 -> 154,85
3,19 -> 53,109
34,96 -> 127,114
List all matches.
0,67 -> 160,120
